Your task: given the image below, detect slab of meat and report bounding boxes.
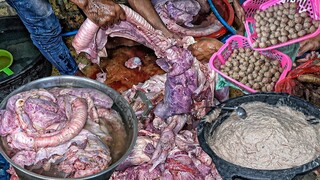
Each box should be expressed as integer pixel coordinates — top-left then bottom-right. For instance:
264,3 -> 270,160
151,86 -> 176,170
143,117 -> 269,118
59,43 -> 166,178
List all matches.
0,87 -> 125,178
116,130 -> 160,171
151,0 -> 223,37
125,57 -> 142,69
23,97 -> 66,131
56,130 -> 112,178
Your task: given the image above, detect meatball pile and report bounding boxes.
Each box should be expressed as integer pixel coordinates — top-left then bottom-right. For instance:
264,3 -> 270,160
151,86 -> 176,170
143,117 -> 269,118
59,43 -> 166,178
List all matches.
220,47 -> 283,92
253,2 -> 320,48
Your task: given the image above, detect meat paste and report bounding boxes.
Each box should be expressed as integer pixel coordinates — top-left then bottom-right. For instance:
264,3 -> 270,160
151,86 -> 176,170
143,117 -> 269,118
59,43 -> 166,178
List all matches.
208,102 -> 320,170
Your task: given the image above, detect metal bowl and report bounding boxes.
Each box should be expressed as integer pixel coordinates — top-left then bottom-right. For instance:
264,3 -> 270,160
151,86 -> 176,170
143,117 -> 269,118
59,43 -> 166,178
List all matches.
198,93 -> 320,180
0,76 -> 138,180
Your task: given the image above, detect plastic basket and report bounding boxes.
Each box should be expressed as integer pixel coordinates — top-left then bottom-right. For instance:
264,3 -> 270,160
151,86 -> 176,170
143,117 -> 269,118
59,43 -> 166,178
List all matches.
243,0 -> 320,51
209,35 -> 292,93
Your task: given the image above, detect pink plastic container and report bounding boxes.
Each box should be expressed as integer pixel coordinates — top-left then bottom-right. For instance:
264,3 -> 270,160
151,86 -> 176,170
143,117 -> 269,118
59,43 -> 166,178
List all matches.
209,35 -> 292,93
243,0 -> 320,51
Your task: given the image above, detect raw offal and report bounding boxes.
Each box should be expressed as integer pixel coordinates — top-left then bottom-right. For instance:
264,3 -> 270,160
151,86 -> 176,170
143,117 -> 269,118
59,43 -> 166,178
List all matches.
220,47 -> 283,92
252,2 -> 320,48
0,87 -> 127,178
125,57 -> 142,69
152,0 -> 223,37
110,74 -> 222,179
73,4 -> 217,119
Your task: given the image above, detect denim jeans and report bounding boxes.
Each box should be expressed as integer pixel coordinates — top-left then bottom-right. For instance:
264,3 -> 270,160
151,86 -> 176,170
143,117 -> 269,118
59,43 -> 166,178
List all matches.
6,0 -> 78,75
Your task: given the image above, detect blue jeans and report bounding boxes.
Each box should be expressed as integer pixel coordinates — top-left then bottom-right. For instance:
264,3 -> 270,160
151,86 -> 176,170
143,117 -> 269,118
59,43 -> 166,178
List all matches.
6,0 -> 78,75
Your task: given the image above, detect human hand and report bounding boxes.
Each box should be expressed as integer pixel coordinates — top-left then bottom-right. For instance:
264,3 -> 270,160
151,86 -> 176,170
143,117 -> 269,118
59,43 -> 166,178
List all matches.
188,38 -> 223,61
297,35 -> 320,57
71,0 -> 126,27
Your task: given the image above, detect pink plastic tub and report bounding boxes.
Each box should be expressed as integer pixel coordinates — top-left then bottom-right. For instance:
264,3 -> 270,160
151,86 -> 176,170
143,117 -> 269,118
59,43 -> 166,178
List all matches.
209,35 -> 292,93
243,0 -> 320,51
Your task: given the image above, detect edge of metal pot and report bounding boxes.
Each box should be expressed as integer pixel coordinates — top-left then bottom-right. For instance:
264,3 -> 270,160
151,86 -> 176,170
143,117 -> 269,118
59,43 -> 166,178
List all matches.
0,75 -> 138,180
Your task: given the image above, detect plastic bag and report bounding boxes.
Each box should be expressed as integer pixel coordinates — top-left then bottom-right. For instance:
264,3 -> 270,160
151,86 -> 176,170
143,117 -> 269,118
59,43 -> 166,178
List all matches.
275,58 -> 320,95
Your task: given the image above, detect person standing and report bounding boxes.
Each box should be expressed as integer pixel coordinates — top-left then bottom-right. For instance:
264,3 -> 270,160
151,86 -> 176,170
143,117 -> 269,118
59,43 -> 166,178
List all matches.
5,0 -> 126,75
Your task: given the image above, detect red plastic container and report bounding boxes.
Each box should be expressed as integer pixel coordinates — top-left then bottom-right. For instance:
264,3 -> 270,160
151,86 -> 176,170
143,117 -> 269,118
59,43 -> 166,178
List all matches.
203,0 -> 235,39
209,35 -> 292,93
243,0 -> 320,50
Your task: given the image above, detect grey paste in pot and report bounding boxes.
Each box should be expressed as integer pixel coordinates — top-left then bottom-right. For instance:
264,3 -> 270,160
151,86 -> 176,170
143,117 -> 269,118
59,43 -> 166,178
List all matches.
208,102 -> 320,170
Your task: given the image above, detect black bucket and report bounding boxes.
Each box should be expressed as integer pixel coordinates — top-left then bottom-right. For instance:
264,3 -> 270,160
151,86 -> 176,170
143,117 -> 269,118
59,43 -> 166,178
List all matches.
197,93 -> 320,180
0,16 -> 52,101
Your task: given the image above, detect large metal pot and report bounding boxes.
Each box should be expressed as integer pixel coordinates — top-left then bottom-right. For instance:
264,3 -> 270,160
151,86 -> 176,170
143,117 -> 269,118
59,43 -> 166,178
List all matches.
198,93 -> 320,180
0,76 -> 138,180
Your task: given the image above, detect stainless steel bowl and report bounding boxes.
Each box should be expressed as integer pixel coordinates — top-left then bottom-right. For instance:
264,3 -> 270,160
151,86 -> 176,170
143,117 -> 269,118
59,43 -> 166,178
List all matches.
0,76 -> 138,180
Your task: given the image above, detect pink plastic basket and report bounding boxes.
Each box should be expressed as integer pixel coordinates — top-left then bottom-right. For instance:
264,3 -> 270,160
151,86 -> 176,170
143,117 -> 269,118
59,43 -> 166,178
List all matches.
243,0 -> 320,51
209,35 -> 292,93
